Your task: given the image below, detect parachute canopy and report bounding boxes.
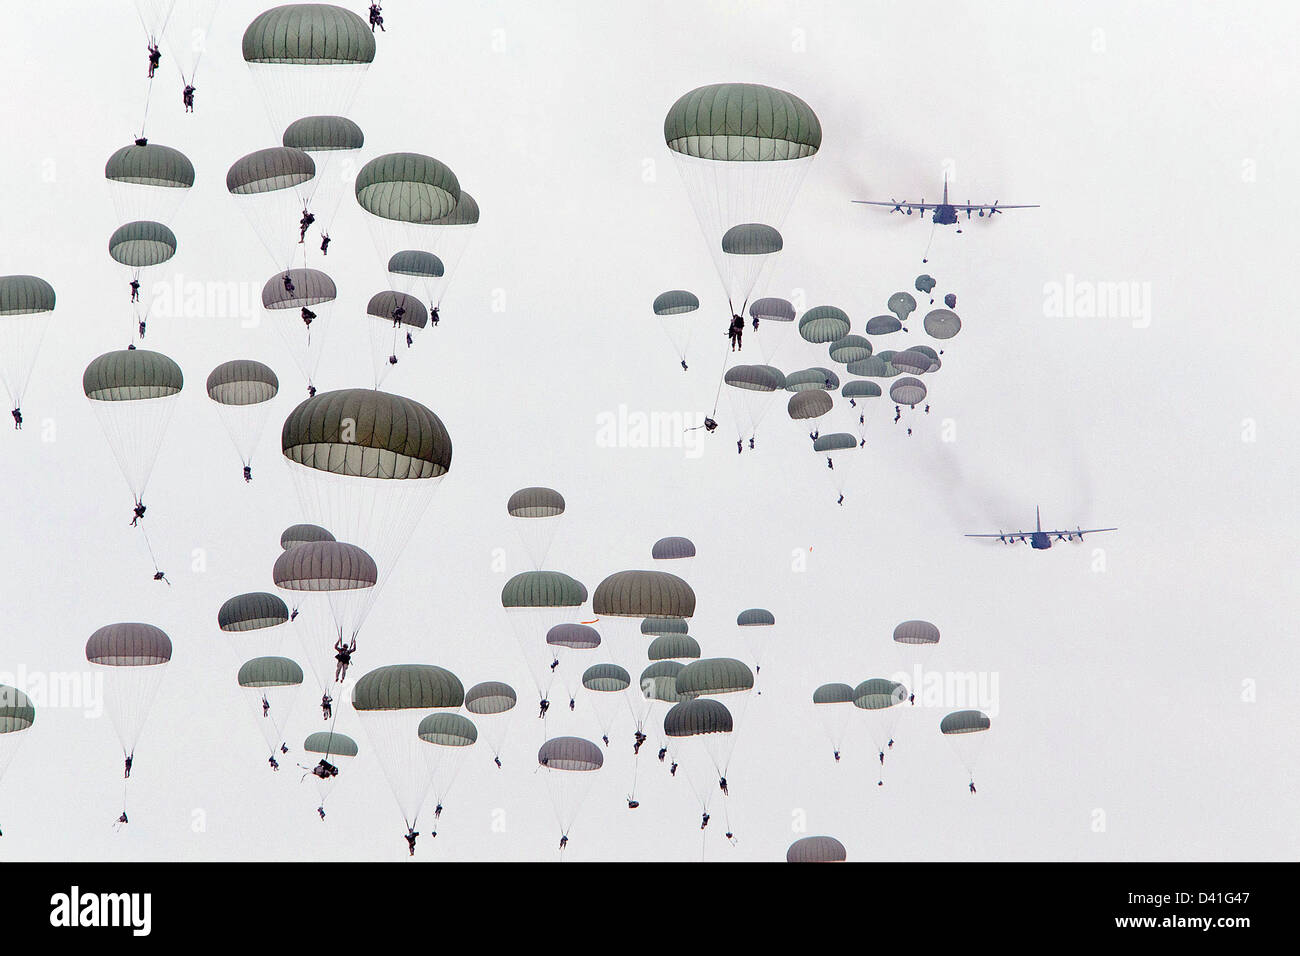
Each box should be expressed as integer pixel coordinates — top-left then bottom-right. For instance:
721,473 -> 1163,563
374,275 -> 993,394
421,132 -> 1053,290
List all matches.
507,487 -> 565,518
351,664 -> 464,711
651,536 -> 696,560
664,83 -> 821,161
941,710 -> 991,735
218,592 -> 290,631
464,681 -> 517,716
787,835 -> 847,863
242,5 -> 376,65
652,290 -> 699,316
86,623 -> 173,666
537,736 -> 603,771
281,524 -> 334,550
593,570 -> 696,618
272,540 -> 378,591
281,388 -> 452,479
206,360 -> 278,406
355,153 -> 460,223
83,350 -> 183,401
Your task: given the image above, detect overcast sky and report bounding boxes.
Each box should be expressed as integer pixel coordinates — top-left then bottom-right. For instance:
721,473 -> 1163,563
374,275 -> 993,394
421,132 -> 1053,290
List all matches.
0,0 -> 1296,862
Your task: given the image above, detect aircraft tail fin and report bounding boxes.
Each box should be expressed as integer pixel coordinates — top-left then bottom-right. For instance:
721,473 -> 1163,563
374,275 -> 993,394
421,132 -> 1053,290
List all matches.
1036,505 -> 1041,532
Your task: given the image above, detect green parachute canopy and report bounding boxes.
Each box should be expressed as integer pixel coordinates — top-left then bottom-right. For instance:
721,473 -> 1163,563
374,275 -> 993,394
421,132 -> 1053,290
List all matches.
0,275 -> 55,314
282,115 -> 365,151
0,685 -> 35,733
303,730 -> 358,757
853,679 -> 907,710
464,681 -> 517,716
537,736 -> 603,771
387,250 -> 444,279
749,297 -> 795,322
237,656 -> 303,687
281,388 -> 452,479
272,540 -> 378,591
676,657 -> 754,696
108,221 -> 177,268
418,712 -> 478,747
813,682 -> 856,705
207,360 -> 278,406
501,570 -> 585,608
647,634 -> 701,662
828,335 -> 873,364
664,83 -> 821,161
86,623 -> 173,665
787,835 -> 847,863
507,487 -> 565,518
721,222 -> 783,255
281,524 -> 334,549
664,697 -> 733,736
652,290 -> 700,316
941,710 -> 991,735
105,143 -> 195,189
218,592 -> 290,631
593,570 -> 696,618
226,147 -> 315,195
355,152 -> 460,223
582,663 -> 631,693
798,306 -> 851,344
242,4 -> 376,64
83,349 -> 183,401
351,664 -> 464,711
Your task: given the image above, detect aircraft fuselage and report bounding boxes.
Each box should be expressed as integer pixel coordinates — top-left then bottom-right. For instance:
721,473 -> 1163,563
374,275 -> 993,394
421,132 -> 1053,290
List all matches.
1030,531 -> 1051,549
933,204 -> 959,225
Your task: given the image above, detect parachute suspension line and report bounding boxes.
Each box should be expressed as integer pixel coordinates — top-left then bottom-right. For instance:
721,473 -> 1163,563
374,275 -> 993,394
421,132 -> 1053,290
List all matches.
709,347 -> 731,417
921,221 -> 937,264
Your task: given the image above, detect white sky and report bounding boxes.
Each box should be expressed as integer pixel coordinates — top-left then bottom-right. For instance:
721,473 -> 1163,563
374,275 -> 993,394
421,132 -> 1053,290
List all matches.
0,0 -> 1296,862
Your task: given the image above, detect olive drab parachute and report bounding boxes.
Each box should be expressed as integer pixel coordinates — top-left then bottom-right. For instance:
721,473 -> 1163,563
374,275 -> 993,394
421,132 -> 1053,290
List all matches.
206,360 -> 279,477
865,314 -> 902,336
798,305 -> 851,344
506,486 -> 566,569
546,623 -> 601,704
854,679 -> 908,780
664,83 -> 821,311
923,308 -> 962,340
242,4 -> 377,135
641,616 -> 689,637
418,712 -> 478,819
351,663 -> 464,833
915,274 -> 937,294
719,223 -> 783,310
593,571 -> 696,680
651,289 -> 700,368
893,619 -> 940,675
580,663 -> 632,742
890,349 -> 932,376
723,364 -> 786,443
889,376 -> 927,407
663,697 -> 734,826
83,349 -> 183,510
501,570 -> 587,706
109,221 -> 177,270
647,633 -> 701,662
282,115 -> 364,230
281,523 -> 334,550
785,367 -> 837,391
0,685 -> 35,794
736,608 -> 776,670
464,681 -> 517,765
365,291 -> 428,386
354,153 -> 463,276
847,355 -> 899,378
537,736 -> 604,849
261,268 -> 336,391
887,292 -> 917,325
674,658 -> 754,795
940,709 -> 991,787
0,275 -> 55,417
218,591 -> 291,663
302,729 -> 358,808
786,835 -> 847,863
105,143 -> 195,226
812,683 -> 856,762
280,387 -> 453,597
272,540 -> 379,693
386,250 -> 444,311
85,623 -> 173,777
237,656 -> 305,758
651,536 -> 696,581
828,335 -> 873,365
787,388 -> 832,425
227,147 -> 317,269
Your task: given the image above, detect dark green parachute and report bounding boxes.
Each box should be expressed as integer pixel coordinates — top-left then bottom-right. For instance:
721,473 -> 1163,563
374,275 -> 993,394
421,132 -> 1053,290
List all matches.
889,377 -> 927,406
721,222 -> 783,255
237,656 -> 303,687
537,736 -> 603,771
83,349 -> 183,401
842,380 -> 882,399
941,710 -> 991,734
786,835 -> 846,863
787,389 -> 832,420
431,191 -> 480,225
272,540 -> 378,591
676,657 -> 754,696
652,290 -> 700,316
304,730 -> 358,757
105,143 -> 195,188
647,634 -> 701,662
725,364 -> 786,391
108,221 -> 177,268
887,292 -> 917,322
664,83 -> 822,160
507,487 -> 565,518
206,360 -> 278,406
367,291 -> 428,329
281,388 -> 452,479
749,297 -> 795,322
798,306 -> 851,344
281,524 -> 334,550
890,349 -> 932,375
0,685 -> 35,733
387,250 -> 444,279
282,115 -> 364,151
828,335 -> 872,364
915,274 -> 936,294
865,314 -> 902,335
785,367 -> 837,391
737,608 -> 775,627
501,570 -> 585,608
641,617 -> 689,636
923,308 -> 961,340
242,4 -> 376,64
547,623 -> 600,649
593,570 -> 696,618
582,663 -> 631,693
355,153 -> 460,223
651,536 -> 696,560
640,661 -> 692,701
0,275 -> 55,314
464,681 -> 517,716
813,432 -> 856,453
218,592 -> 290,631
418,712 -> 478,747
664,697 -> 733,736
853,679 -> 907,710
813,682 -> 856,705
261,268 -> 336,309
846,355 -> 899,378
351,664 -> 464,711
893,620 -> 940,645
226,147 -> 315,194
86,623 -> 173,665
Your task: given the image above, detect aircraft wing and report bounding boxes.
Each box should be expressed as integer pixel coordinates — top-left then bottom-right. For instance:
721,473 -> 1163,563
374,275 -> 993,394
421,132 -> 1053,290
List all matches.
964,532 -> 1029,540
851,200 -> 940,211
1050,527 -> 1117,536
954,203 -> 1040,211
